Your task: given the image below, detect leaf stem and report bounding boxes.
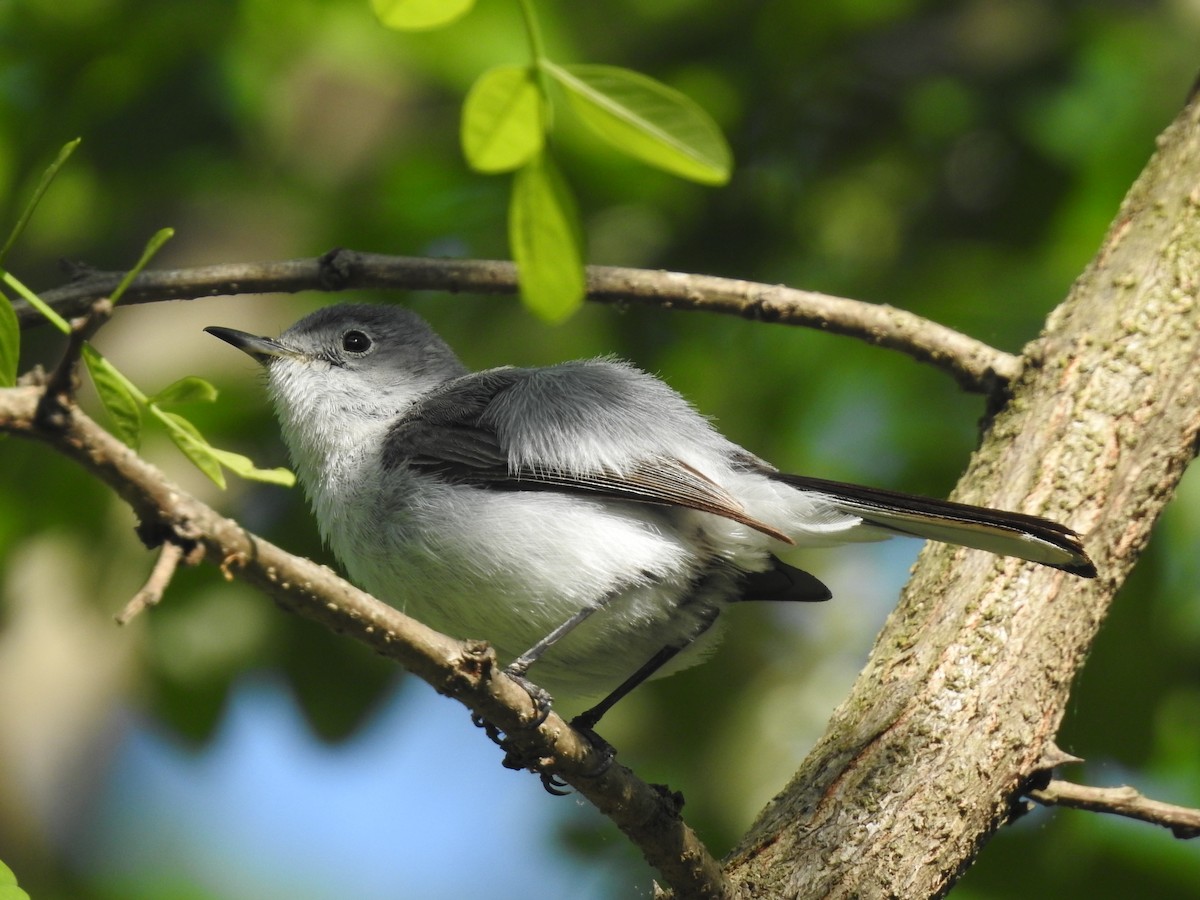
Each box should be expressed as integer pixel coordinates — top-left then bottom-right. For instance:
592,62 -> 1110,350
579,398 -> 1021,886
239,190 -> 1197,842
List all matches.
516,0 -> 547,63
515,0 -> 554,130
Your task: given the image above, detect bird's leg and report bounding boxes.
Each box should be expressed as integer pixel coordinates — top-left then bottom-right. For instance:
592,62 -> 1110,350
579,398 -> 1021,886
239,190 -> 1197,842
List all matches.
480,596 -> 610,745
507,603 -> 603,677
523,642 -> 685,790
498,643 -> 691,794
484,594 -> 627,792
502,600 -> 612,728
571,643 -> 685,732
499,594 -> 716,792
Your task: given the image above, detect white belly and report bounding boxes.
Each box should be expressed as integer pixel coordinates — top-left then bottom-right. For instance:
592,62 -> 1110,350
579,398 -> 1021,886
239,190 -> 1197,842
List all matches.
330,479 -> 754,702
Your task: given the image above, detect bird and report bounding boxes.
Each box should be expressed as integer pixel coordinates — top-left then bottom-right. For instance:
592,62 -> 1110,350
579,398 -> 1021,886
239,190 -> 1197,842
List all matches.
207,303 -> 1095,730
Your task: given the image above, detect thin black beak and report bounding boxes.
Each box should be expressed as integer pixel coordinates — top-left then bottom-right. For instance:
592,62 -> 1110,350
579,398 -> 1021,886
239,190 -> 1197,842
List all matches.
204,326 -> 298,365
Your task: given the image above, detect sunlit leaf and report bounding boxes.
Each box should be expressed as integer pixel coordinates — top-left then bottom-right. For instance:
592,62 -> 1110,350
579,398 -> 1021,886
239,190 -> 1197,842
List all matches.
462,65 -> 544,173
0,137 -> 81,266
110,227 -> 174,306
150,376 -> 219,407
0,296 -> 18,387
546,62 -> 731,185
509,155 -> 585,322
83,345 -> 143,448
0,269 -> 70,334
152,407 -> 226,488
151,404 -> 294,487
0,858 -> 19,884
371,0 -> 473,31
207,446 -> 296,487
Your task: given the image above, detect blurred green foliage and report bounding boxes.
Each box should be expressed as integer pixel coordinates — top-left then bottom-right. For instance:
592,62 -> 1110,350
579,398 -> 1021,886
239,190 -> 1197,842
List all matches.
2,0 -> 1199,897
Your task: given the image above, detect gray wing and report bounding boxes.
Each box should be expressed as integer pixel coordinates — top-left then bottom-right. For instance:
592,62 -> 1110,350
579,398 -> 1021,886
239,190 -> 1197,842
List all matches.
382,363 -> 792,542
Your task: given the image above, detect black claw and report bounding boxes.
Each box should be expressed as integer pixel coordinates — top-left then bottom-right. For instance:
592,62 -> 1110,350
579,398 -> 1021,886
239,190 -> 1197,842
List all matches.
539,772 -> 571,796
470,712 -> 504,746
471,674 -> 617,796
503,671 -> 555,729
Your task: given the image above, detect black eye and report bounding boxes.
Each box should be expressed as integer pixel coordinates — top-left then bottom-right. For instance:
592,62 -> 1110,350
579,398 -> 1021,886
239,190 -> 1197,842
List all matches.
342,330 -> 372,354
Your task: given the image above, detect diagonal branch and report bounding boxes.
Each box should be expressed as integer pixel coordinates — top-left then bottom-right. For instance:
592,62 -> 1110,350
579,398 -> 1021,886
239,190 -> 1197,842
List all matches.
1028,780 -> 1200,839
722,85 -> 1200,899
0,382 -> 734,900
27,253 -> 1018,392
115,538 -> 195,625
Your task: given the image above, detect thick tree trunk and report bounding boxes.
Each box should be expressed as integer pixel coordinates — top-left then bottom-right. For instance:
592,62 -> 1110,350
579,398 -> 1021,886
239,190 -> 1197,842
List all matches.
724,94 -> 1200,896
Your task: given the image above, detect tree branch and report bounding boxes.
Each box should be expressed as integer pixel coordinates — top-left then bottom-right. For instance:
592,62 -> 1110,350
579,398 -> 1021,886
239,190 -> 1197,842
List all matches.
115,538 -> 194,625
0,383 -> 734,900
1027,780 -> 1200,839
27,253 -> 1019,393
34,298 -> 112,431
723,88 -> 1200,897
9,98 -> 1195,898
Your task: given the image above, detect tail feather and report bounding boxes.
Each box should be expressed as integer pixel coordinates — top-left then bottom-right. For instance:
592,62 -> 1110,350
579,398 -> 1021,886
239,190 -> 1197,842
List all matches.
772,473 -> 1096,578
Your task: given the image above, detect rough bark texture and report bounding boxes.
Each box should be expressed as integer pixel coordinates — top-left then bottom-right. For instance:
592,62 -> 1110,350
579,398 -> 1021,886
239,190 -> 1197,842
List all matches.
723,96 -> 1200,896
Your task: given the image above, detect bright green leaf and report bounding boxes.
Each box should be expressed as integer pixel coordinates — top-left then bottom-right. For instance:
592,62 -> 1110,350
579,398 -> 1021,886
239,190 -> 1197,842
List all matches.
150,376 -> 219,408
83,345 -> 143,448
0,861 -> 29,900
0,295 -> 18,387
545,62 -> 732,185
371,0 -> 473,31
509,155 -> 586,322
0,137 -> 81,266
110,227 -> 174,306
462,65 -> 545,173
151,405 -> 294,488
151,407 -> 226,488
0,269 -> 70,334
207,446 -> 296,487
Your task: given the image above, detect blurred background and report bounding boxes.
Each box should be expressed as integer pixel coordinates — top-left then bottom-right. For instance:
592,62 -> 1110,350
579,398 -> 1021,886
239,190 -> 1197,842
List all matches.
2,0 -> 1199,896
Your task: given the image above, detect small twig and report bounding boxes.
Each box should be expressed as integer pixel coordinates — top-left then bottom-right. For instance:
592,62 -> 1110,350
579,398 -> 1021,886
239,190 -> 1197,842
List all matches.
116,539 -> 193,624
25,252 -> 1019,392
1027,779 -> 1200,839
34,298 -> 112,430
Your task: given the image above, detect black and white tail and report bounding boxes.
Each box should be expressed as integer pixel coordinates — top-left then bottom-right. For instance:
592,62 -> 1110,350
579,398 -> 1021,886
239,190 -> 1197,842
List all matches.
774,473 -> 1096,577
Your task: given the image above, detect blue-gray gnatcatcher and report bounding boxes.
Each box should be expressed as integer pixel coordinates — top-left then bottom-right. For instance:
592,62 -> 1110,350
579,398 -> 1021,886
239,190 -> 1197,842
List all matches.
207,303 -> 1095,729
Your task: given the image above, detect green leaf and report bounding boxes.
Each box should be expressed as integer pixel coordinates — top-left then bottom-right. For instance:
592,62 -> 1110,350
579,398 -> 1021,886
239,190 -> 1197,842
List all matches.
545,62 -> 732,185
151,407 -> 226,488
0,860 -> 29,900
207,446 -> 296,487
509,155 -> 586,322
0,137 -> 82,266
462,65 -> 545,173
0,295 -> 18,387
0,269 -> 71,334
83,345 -> 144,448
151,405 -> 294,488
371,0 -> 473,31
110,227 -> 174,306
150,376 -> 219,408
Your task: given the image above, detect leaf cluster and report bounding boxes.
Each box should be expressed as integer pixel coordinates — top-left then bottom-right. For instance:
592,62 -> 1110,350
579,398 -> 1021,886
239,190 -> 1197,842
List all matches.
0,142 -> 291,489
376,0 -> 731,320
